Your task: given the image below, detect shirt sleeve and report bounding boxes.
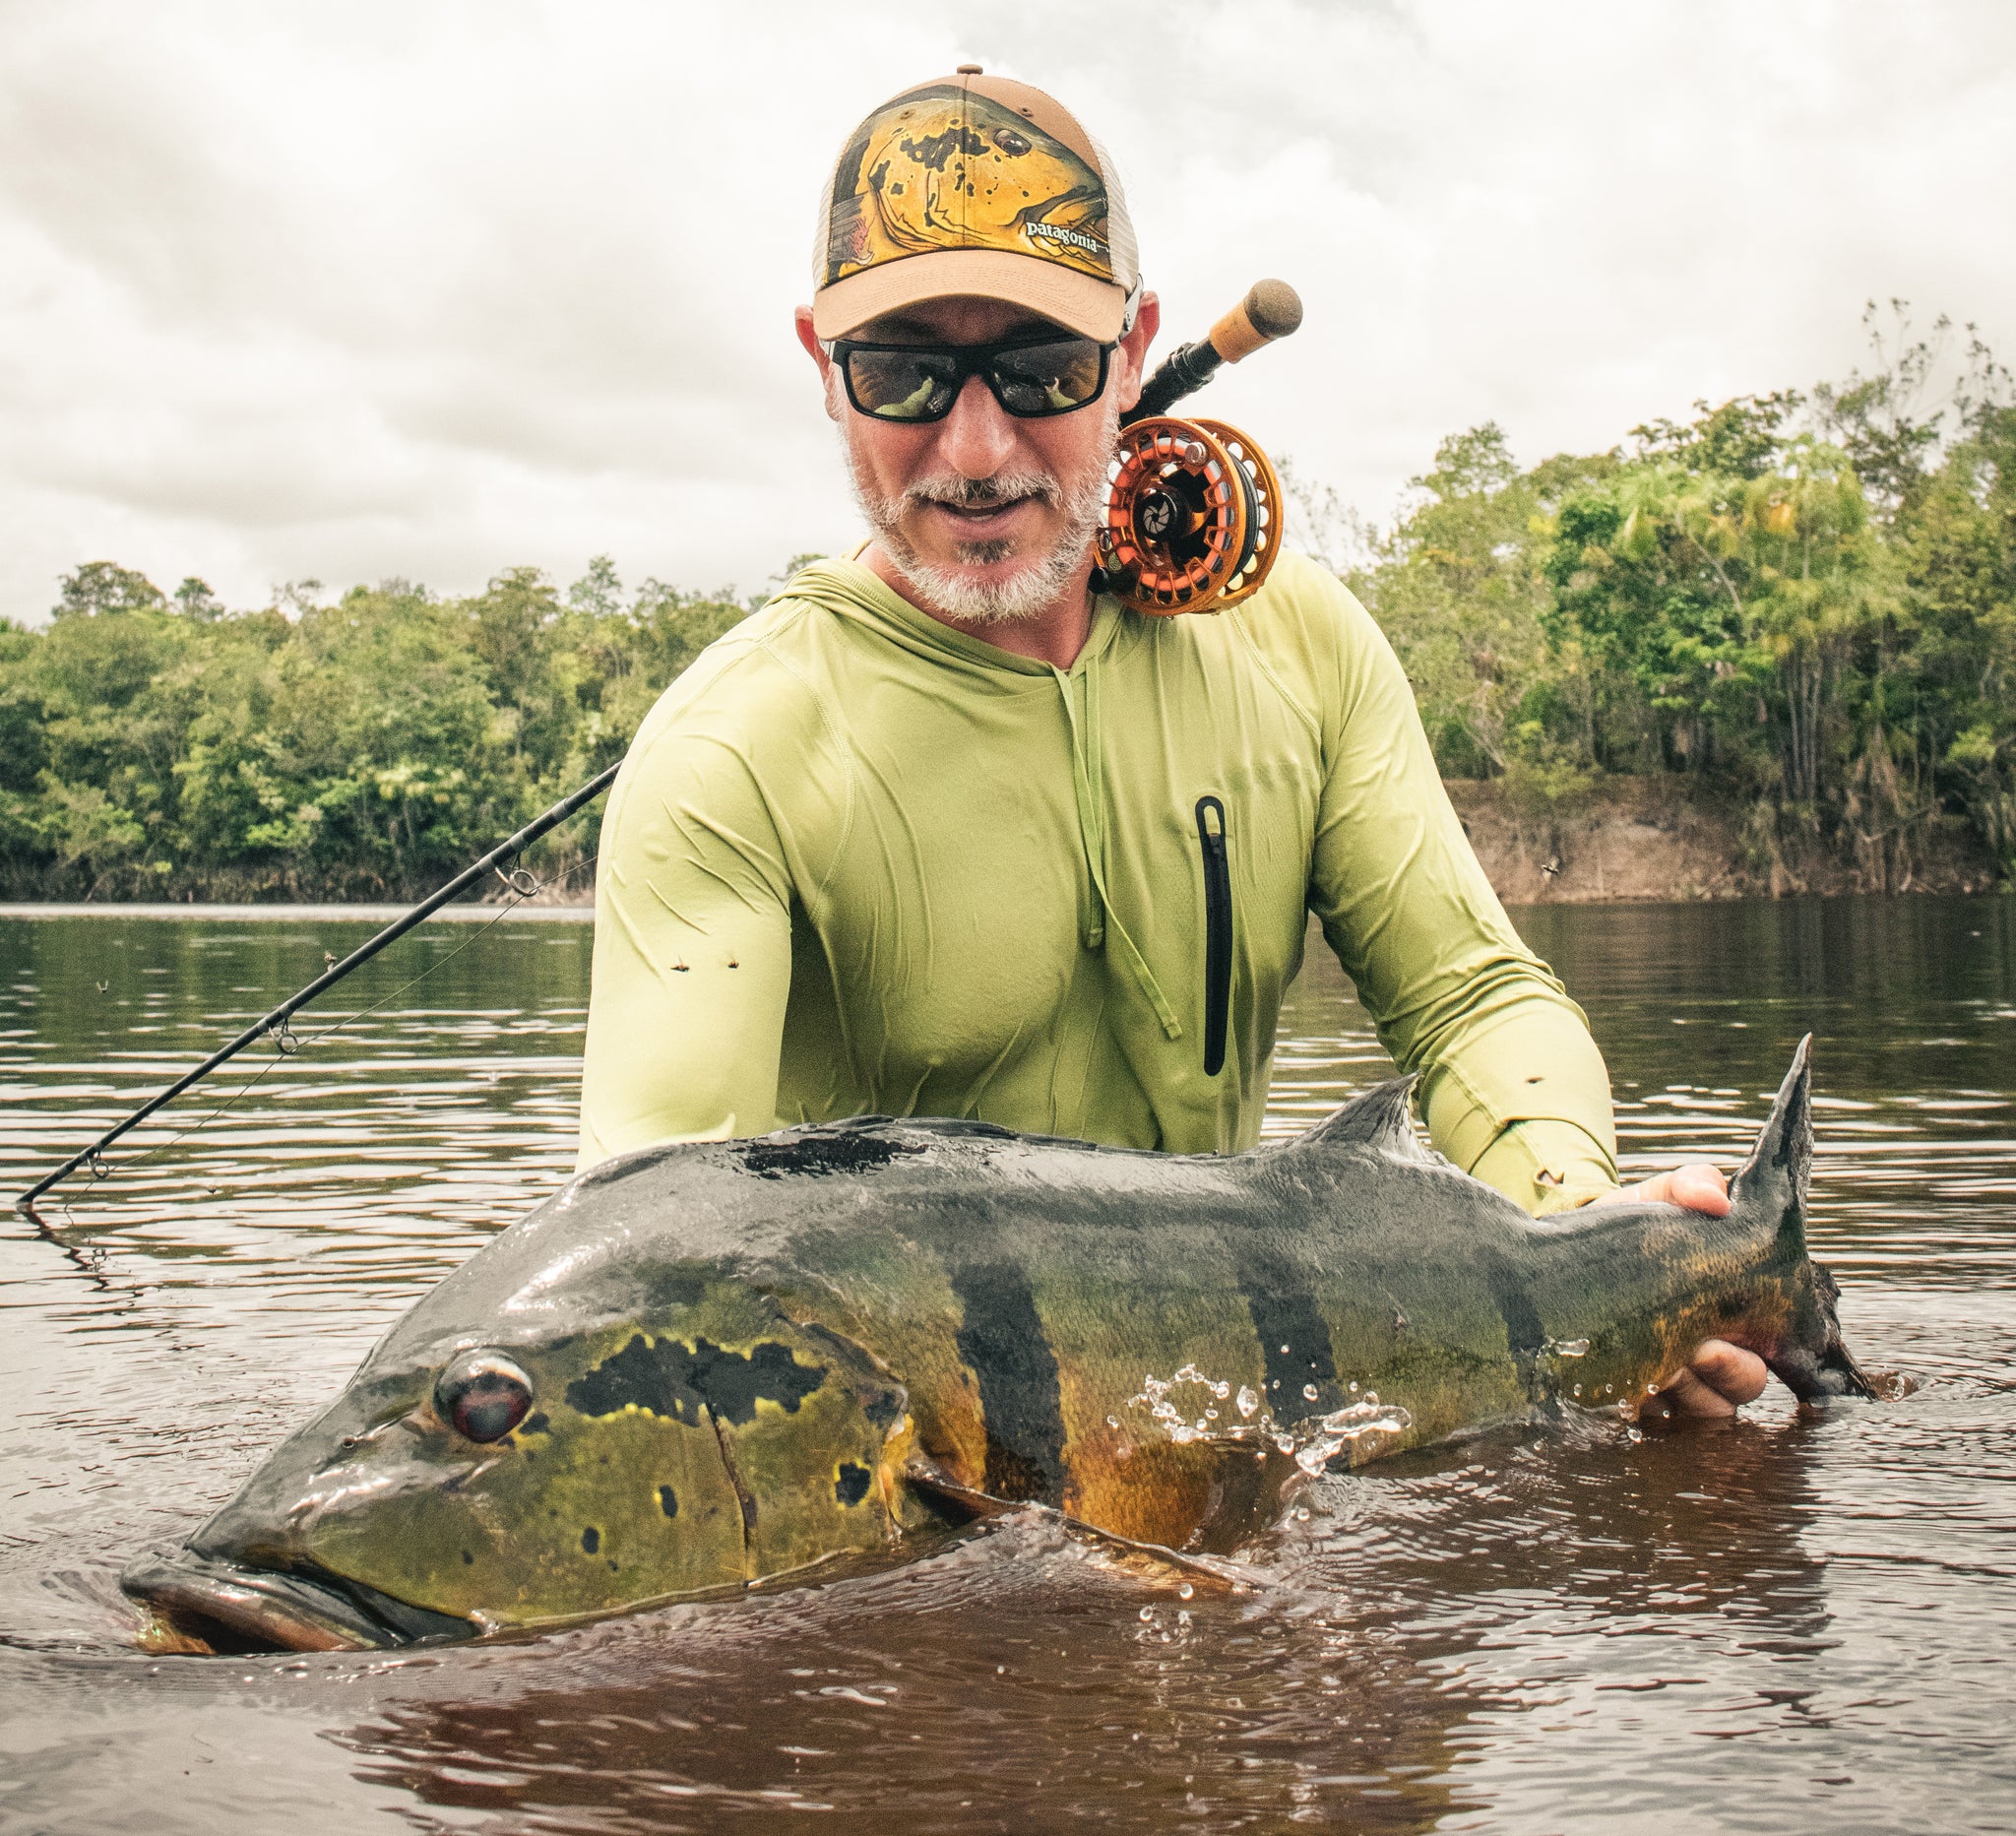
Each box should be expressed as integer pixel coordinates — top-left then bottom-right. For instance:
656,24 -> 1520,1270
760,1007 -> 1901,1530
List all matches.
1301,584 -> 1620,1214
576,683 -> 802,1170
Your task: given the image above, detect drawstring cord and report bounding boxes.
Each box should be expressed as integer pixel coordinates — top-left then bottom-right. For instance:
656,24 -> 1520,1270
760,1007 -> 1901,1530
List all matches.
1058,653 -> 1183,1041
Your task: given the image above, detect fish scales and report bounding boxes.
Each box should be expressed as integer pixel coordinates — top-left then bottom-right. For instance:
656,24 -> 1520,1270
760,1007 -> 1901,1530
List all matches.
121,1043 -> 1868,1652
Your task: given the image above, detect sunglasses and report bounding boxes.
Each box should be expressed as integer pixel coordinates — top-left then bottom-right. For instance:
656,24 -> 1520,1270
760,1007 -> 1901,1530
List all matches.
831,332 -> 1113,423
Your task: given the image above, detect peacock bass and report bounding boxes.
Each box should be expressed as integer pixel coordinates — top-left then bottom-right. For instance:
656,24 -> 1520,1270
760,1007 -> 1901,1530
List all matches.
123,1041 -> 1868,1653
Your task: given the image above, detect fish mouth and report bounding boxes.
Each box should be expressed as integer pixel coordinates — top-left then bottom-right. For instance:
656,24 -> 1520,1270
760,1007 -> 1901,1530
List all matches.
120,1547 -> 474,1655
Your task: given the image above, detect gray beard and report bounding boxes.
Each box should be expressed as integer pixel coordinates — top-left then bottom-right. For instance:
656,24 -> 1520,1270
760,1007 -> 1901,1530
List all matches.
843,400 -> 1117,626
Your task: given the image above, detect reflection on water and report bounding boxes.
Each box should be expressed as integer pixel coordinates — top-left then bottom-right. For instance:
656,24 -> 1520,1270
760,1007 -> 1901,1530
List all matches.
1,897 -> 2012,1833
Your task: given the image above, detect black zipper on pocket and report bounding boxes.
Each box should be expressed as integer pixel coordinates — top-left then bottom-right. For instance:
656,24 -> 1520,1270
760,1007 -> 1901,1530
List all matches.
1195,795 -> 1231,1078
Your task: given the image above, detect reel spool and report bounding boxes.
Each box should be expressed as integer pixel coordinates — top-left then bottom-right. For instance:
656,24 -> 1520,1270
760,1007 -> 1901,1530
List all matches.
1097,415 -> 1285,615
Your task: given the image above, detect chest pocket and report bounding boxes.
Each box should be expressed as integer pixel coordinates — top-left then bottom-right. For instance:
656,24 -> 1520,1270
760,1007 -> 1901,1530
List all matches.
1194,795 -> 1231,1077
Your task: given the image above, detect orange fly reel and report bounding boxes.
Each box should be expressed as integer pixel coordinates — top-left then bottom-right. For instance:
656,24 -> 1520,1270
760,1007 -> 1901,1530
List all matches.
1096,415 -> 1285,616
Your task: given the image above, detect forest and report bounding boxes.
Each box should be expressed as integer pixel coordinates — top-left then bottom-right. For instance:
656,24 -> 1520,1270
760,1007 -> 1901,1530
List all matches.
3,306 -> 2011,901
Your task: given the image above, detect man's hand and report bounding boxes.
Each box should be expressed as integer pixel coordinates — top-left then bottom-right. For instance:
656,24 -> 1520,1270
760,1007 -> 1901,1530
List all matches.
1587,1163 -> 1771,1421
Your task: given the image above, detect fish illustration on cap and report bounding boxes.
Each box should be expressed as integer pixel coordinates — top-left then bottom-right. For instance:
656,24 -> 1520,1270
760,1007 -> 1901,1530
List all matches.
824,84 -> 1112,284
811,70 -> 1141,343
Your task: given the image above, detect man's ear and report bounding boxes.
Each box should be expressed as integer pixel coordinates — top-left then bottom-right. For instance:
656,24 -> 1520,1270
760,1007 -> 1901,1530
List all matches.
1114,291 -> 1162,416
794,306 -> 843,424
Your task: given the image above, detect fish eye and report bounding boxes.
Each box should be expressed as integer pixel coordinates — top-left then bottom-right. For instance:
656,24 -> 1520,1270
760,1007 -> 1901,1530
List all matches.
435,1351 -> 534,1443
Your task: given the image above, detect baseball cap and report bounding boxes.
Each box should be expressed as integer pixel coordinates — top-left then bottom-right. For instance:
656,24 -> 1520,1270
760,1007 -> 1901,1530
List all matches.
811,67 -> 1140,344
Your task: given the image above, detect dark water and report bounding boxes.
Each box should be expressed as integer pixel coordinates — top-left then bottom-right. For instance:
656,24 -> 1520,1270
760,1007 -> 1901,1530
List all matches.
2,898 -> 2012,1834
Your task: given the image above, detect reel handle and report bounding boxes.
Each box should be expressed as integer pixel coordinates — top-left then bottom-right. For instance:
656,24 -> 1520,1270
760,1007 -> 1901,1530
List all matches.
1124,279 -> 1303,426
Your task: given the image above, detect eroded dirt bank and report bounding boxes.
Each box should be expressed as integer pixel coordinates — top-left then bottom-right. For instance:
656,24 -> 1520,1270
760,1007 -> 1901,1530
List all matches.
1446,779 -> 2001,905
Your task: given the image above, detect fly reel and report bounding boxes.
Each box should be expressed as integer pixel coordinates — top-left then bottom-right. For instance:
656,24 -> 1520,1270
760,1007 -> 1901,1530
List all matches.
1096,415 -> 1285,615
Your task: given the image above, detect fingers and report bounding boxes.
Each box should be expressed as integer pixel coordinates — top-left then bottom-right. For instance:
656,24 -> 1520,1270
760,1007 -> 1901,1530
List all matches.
1662,1163 -> 1732,1217
1641,1366 -> 1736,1423
1637,1339 -> 1771,1425
1585,1162 -> 1732,1216
1689,1338 -> 1768,1405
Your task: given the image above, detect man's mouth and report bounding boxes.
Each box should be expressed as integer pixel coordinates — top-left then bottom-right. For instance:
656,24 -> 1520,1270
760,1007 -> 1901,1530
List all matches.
920,494 -> 1042,540
121,1547 -> 473,1654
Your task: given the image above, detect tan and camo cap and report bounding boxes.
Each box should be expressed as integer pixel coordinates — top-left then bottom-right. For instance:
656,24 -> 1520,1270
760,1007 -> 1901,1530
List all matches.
811,67 -> 1141,343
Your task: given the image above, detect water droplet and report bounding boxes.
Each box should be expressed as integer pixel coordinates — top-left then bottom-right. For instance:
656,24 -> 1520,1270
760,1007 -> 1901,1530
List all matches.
1551,1338 -> 1591,1359
1302,1383 -> 1319,1401
1176,1609 -> 1192,1625
1139,1606 -> 1155,1622
1294,1506 -> 1310,1521
1177,1582 -> 1194,1600
1280,1345 -> 1291,1355
1212,1381 -> 1229,1400
1274,1434 -> 1294,1454
1105,1415 -> 1118,1428
1348,1380 -> 1358,1394
1572,1383 -> 1583,1397
1236,1385 -> 1259,1419
1204,1407 -> 1219,1420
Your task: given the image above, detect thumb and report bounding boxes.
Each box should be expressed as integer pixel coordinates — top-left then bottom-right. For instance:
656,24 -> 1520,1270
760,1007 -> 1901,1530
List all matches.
1635,1162 -> 1732,1217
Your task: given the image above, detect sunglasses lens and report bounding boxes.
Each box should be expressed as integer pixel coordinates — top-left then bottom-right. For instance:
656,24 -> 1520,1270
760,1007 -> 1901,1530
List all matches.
990,339 -> 1105,414
846,349 -> 960,420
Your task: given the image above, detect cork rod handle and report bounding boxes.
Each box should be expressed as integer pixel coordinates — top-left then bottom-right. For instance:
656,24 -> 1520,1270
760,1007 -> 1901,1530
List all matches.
1207,280 -> 1304,365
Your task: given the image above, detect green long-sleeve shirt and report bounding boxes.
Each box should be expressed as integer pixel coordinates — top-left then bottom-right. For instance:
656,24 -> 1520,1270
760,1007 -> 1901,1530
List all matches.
578,551 -> 1619,1211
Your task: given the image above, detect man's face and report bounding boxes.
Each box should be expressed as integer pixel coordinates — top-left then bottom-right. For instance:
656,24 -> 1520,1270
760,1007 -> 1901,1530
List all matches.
795,293 -> 1159,624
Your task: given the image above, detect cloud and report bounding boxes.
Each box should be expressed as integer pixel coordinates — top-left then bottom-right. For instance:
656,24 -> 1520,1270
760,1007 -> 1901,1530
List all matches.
1,0 -> 2012,621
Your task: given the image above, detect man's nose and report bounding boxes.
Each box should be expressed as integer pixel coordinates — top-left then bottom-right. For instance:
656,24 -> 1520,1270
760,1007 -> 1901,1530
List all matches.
933,373 -> 1018,479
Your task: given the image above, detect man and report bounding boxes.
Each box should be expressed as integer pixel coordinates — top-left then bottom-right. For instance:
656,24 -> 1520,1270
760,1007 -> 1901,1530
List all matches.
579,69 -> 1762,1423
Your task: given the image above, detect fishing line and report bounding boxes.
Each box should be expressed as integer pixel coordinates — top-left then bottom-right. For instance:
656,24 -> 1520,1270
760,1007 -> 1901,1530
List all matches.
15,760 -> 620,1216
101,850 -> 599,1186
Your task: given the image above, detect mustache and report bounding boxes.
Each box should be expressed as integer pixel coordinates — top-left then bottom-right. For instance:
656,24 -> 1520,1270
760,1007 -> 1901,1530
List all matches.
902,471 -> 1063,513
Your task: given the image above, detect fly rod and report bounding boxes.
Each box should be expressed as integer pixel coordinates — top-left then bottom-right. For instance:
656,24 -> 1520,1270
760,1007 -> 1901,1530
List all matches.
15,760 -> 621,1215
1124,278 -> 1303,427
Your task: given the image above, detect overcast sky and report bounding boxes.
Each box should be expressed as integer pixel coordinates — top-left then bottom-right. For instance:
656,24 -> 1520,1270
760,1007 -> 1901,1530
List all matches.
3,0 -> 2012,623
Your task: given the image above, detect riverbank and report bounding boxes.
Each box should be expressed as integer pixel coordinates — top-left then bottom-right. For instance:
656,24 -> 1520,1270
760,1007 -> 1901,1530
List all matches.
0,900 -> 594,921
1448,779 -> 2001,904
1,782 -> 2003,916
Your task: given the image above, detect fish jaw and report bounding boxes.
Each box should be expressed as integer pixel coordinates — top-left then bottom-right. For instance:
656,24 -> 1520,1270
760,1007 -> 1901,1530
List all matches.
120,1546 -> 472,1653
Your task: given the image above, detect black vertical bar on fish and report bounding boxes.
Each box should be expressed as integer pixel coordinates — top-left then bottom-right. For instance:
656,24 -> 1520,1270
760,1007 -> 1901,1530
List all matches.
948,1261 -> 1069,1505
13,760 -> 623,1214
1232,1245 -> 1343,1419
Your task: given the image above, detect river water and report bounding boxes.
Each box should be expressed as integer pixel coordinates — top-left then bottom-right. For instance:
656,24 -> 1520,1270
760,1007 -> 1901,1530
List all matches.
1,897 -> 2011,1833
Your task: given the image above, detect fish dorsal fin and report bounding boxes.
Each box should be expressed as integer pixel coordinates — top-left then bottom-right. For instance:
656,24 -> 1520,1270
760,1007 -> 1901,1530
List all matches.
1293,1077 -> 1433,1163
1731,1035 -> 1814,1222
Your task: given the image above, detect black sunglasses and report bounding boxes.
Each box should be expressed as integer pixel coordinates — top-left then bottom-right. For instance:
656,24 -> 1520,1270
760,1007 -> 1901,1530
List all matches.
831,332 -> 1113,423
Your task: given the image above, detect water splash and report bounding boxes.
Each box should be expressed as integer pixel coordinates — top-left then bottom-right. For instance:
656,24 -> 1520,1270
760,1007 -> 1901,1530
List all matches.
1124,1363 -> 1412,1470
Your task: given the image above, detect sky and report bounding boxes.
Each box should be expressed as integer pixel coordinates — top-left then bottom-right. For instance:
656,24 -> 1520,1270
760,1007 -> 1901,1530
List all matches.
3,0 -> 2013,623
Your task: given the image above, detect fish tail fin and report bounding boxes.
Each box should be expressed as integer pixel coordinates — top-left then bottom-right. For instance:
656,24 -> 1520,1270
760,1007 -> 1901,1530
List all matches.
1731,1036 -> 1874,1401
1292,1077 -> 1436,1165
1730,1034 -> 1813,1224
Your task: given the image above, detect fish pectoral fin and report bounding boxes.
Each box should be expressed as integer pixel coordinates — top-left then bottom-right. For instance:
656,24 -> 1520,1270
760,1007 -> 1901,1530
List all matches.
900,1455 -> 1015,1520
1047,1518 -> 1261,1596
899,1458 -> 1258,1596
